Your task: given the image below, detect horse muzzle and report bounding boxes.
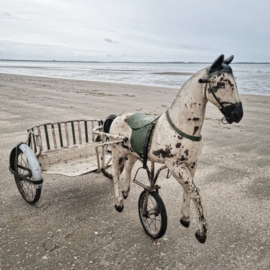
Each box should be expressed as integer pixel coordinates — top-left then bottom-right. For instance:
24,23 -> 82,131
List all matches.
220,102 -> 243,124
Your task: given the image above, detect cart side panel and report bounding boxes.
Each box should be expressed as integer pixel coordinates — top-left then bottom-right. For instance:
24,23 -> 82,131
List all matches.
34,120 -> 101,153
38,143 -> 97,167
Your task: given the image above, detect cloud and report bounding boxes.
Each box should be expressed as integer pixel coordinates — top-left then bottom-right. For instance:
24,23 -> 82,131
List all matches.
103,38 -> 118,44
1,12 -> 12,18
178,44 -> 212,52
0,0 -> 270,61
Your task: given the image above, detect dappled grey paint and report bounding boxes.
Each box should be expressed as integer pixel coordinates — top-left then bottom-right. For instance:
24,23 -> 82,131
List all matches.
109,55 -> 243,244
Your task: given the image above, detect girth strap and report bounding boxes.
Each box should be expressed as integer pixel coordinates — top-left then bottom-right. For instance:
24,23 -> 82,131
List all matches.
143,123 -> 156,169
165,111 -> 202,142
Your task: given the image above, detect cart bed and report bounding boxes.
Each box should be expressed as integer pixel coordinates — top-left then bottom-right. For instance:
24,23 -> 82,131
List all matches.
38,143 -> 111,177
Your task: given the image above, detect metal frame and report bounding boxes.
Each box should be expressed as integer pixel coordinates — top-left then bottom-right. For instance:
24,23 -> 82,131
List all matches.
92,125 -> 127,172
133,162 -> 167,192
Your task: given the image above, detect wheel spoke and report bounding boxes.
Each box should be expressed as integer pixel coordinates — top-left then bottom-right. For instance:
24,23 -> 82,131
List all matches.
148,217 -> 156,229
139,191 -> 166,239
14,151 -> 38,203
23,182 -> 31,198
25,182 -> 34,198
154,218 -> 158,232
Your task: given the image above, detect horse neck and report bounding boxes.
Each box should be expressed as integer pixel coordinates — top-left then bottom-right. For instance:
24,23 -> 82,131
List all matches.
169,70 -> 207,137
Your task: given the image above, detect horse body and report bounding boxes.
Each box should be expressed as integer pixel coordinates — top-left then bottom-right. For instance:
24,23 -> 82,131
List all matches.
108,55 -> 243,243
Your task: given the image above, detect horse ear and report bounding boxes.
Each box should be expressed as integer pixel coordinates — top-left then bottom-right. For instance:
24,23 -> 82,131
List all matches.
223,55 -> 234,65
210,54 -> 224,72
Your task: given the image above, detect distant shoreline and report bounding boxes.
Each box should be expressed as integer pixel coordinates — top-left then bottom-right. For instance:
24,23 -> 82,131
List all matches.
0,59 -> 269,64
1,72 -> 269,96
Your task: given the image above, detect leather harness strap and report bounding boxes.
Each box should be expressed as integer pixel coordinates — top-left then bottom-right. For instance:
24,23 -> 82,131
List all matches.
165,111 -> 202,142
143,123 -> 156,169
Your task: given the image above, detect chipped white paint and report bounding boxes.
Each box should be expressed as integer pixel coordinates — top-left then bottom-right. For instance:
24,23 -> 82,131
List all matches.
109,55 -> 243,243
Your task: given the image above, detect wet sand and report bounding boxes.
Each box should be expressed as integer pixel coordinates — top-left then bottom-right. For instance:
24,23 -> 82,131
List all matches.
0,73 -> 269,270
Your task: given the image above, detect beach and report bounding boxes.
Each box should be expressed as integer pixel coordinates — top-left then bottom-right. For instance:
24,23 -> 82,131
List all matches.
0,73 -> 269,269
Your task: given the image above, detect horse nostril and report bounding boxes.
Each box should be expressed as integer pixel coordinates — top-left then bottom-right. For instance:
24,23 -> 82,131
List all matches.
232,110 -> 243,123
232,112 -> 238,121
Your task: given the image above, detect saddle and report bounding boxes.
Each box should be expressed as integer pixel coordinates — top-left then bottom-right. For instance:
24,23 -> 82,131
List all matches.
128,113 -> 159,168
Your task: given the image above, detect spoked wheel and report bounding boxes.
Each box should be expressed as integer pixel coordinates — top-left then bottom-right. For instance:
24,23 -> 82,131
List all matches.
138,190 -> 167,239
14,149 -> 41,204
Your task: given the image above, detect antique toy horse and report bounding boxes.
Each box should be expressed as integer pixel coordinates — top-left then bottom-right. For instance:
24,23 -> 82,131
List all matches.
106,55 -> 243,243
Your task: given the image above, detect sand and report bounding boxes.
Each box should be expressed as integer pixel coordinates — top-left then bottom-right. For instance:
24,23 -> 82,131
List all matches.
0,73 -> 269,270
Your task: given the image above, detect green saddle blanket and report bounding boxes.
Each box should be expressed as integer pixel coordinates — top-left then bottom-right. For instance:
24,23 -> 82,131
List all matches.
128,113 -> 157,158
128,113 -> 155,130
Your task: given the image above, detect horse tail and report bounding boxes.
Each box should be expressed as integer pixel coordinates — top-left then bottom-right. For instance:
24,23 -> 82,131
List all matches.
103,114 -> 117,133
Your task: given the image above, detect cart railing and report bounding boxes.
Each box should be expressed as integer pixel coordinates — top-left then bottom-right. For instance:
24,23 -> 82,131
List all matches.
27,119 -> 103,156
92,125 -> 128,171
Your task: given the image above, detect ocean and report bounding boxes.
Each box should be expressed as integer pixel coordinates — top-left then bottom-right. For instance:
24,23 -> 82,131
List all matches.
0,61 -> 269,95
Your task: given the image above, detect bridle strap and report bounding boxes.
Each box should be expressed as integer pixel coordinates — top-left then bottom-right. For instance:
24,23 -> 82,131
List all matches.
203,70 -> 242,124
204,69 -> 231,109
204,83 -> 208,100
166,111 -> 202,142
207,83 -> 225,109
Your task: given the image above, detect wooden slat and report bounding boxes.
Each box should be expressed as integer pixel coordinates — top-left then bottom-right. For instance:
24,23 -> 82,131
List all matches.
51,124 -> 57,149
71,121 -> 76,145
58,123 -> 63,147
37,126 -> 43,152
44,125 -> 50,150
32,128 -> 37,153
78,121 -> 82,144
84,121 -> 88,143
91,121 -> 95,142
102,134 -> 105,168
65,122 -> 70,147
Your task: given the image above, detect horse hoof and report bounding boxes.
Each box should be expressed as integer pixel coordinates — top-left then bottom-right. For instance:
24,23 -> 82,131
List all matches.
195,230 -> 207,244
115,204 -> 124,213
122,191 -> 128,200
180,218 -> 190,228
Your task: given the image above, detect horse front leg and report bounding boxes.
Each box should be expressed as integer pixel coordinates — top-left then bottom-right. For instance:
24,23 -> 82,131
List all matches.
180,161 -> 197,228
122,154 -> 138,199
180,190 -> 191,228
165,160 -> 207,244
112,147 -> 127,213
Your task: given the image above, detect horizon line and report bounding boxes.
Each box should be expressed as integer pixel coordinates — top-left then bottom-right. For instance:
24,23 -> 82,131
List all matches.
0,59 -> 269,64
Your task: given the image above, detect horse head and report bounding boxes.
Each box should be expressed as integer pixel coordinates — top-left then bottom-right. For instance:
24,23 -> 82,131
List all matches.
199,54 -> 243,124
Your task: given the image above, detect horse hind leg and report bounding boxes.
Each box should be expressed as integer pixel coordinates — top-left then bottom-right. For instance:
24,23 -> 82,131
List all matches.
122,155 -> 138,199
112,149 -> 127,213
165,160 -> 208,244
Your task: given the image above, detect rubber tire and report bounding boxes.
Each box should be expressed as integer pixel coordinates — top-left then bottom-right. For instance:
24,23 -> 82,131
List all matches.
103,114 -> 117,134
138,190 -> 167,239
13,148 -> 41,205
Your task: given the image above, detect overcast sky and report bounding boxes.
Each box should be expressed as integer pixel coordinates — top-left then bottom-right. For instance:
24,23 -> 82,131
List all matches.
1,0 -> 270,62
